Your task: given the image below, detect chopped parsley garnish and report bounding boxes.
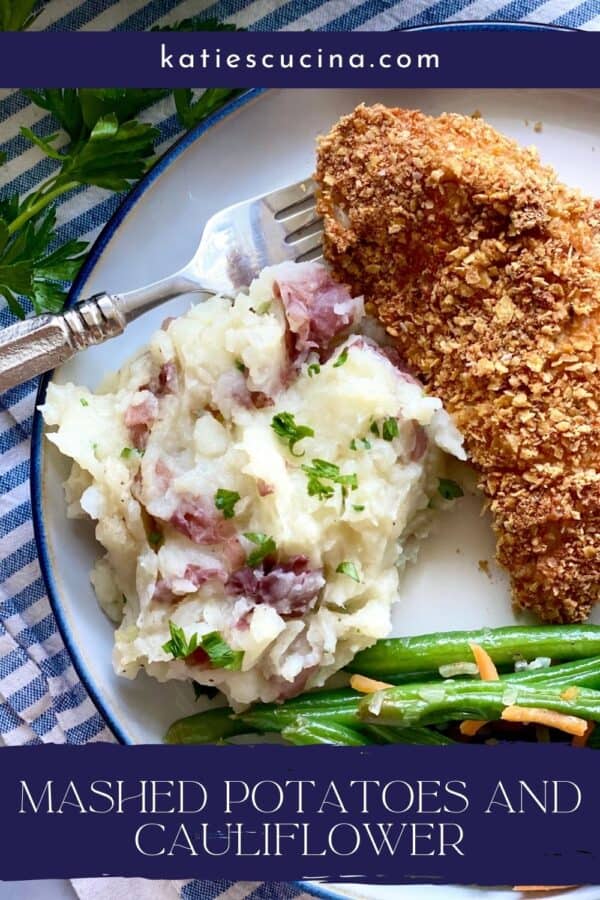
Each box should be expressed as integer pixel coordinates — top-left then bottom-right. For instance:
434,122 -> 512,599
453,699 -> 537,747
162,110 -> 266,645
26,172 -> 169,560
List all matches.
369,421 -> 380,437
80,397 -> 89,407
302,458 -> 358,501
244,532 -> 277,567
234,358 -> 246,373
201,631 -> 244,671
382,417 -> 399,441
308,363 -> 321,377
162,621 -> 198,659
214,488 -> 241,519
120,447 -> 135,459
350,437 -> 372,451
333,347 -> 349,368
438,478 -> 464,500
352,504 -> 365,512
336,560 -> 361,582
148,530 -> 162,549
163,623 -> 244,671
271,412 -> 314,457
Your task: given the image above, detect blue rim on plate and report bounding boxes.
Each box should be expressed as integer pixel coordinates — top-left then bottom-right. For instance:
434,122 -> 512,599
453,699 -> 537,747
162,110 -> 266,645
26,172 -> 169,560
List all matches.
30,22 -> 565,898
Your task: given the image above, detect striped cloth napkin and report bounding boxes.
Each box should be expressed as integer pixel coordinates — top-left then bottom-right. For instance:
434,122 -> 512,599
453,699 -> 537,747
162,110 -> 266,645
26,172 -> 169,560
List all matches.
1,1 -> 599,898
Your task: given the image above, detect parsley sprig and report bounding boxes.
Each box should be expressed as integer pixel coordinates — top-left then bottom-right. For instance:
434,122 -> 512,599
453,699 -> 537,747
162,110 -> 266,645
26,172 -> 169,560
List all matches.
244,532 -> 277,567
215,488 -> 241,519
162,621 -> 199,659
302,459 -> 358,502
201,631 -> 244,671
271,412 -> 314,457
0,26 -> 241,320
163,622 -> 243,671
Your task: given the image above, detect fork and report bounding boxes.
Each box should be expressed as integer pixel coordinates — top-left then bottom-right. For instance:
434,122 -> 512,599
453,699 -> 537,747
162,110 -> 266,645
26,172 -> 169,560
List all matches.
0,177 -> 322,393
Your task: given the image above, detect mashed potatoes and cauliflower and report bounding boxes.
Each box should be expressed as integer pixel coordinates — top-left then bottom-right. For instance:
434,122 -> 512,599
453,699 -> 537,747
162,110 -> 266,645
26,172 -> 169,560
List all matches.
41,262 -> 465,708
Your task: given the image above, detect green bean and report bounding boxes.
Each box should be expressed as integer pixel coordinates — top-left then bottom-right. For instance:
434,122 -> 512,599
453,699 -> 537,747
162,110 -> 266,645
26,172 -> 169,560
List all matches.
348,626 -> 600,677
358,680 -> 600,728
164,707 -> 251,745
282,718 -> 375,746
505,656 -> 600,689
238,695 -> 360,732
363,724 -> 454,745
165,655 -> 600,744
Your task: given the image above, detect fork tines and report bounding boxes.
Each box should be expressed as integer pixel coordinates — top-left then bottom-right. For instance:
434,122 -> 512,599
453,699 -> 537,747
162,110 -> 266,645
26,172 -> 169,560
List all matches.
267,177 -> 323,263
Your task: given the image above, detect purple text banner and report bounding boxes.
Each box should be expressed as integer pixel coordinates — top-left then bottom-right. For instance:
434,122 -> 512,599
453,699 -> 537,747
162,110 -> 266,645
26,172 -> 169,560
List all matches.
0,31 -> 597,88
0,743 -> 598,883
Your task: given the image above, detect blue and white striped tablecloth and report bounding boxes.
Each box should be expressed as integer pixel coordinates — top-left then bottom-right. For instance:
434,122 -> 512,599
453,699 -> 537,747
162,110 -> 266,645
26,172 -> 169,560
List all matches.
1,1 -> 599,898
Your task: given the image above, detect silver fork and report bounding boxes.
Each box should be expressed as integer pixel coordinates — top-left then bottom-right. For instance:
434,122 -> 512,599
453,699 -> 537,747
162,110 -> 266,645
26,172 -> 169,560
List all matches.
0,176 -> 322,393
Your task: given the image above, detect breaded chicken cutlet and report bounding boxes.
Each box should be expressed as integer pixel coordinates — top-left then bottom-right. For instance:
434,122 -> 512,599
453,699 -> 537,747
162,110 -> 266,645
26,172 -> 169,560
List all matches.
316,104 -> 600,623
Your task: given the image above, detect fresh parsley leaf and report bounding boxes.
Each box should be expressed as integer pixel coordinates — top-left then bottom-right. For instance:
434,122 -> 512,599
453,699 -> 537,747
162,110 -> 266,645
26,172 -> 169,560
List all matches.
174,88 -> 241,130
438,478 -> 464,500
352,504 -> 365,512
2,76 -> 237,319
336,560 -> 361,582
0,207 -> 87,317
350,437 -> 371,451
57,115 -> 159,191
120,447 -> 135,459
307,363 -> 320,377
0,0 -> 39,31
302,458 -> 358,501
369,421 -> 380,437
79,398 -> 89,407
215,488 -> 240,520
201,631 -> 244,671
271,412 -> 314,457
162,621 -> 199,659
234,358 -> 246,373
78,89 -> 168,131
244,532 -> 277,567
382,417 -> 399,441
23,90 -> 84,142
333,346 -> 349,368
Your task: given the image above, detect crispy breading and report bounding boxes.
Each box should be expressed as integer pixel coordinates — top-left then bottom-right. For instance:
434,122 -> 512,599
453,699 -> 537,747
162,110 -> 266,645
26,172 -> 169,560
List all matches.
316,103 -> 600,623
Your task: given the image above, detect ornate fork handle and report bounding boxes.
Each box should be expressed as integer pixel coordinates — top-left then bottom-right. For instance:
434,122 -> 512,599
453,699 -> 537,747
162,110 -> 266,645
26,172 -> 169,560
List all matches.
0,268 -> 210,394
0,293 -> 128,394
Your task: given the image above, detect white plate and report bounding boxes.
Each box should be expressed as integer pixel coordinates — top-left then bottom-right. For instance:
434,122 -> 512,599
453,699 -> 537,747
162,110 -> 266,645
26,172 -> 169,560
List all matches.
31,87 -> 600,900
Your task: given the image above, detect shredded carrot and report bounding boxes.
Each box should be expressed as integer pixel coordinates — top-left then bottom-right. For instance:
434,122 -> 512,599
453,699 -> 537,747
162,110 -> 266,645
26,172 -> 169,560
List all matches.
469,642 -> 499,681
513,887 -> 576,893
572,721 -> 595,748
459,719 -> 488,737
350,674 -> 393,694
560,685 -> 580,701
501,705 -> 588,737
460,643 -> 499,736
